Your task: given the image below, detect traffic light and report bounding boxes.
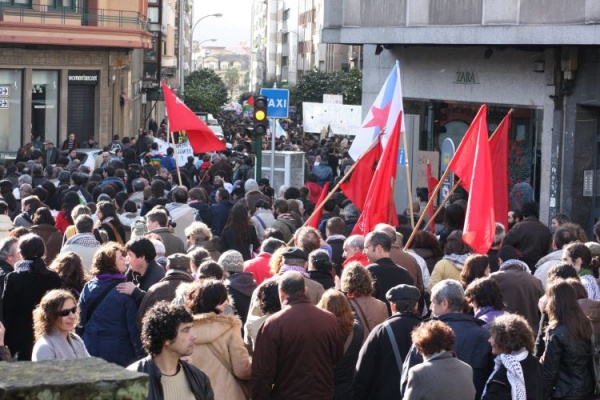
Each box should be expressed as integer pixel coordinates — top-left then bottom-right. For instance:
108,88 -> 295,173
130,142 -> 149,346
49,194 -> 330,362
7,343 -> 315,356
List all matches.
253,96 -> 268,135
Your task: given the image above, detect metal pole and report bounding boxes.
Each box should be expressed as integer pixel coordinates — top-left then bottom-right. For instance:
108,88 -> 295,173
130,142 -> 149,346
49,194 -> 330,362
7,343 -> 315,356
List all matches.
270,118 -> 275,192
255,134 -> 262,180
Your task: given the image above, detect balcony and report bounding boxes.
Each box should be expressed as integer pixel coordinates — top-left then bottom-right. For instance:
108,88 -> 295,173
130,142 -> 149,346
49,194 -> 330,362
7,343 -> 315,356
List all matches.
0,4 -> 152,49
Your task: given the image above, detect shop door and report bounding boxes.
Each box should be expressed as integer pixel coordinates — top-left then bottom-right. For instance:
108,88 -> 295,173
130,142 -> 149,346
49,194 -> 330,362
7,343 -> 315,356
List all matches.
68,85 -> 95,145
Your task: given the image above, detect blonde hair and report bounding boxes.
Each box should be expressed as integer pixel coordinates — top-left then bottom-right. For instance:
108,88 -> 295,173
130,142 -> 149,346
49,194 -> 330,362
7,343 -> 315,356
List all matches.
185,221 -> 212,243
269,246 -> 288,275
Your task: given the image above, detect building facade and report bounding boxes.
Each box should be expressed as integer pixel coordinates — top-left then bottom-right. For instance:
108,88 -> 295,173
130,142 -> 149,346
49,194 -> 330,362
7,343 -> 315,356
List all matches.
323,0 -> 600,232
0,1 -> 151,150
250,0 -> 356,90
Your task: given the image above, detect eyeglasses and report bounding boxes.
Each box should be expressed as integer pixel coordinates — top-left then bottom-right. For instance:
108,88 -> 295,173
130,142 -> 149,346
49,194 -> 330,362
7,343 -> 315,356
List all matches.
58,307 -> 77,317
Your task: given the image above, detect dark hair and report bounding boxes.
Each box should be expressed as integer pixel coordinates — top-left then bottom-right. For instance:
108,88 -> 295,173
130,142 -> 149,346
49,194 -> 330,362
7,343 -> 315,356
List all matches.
33,207 -> 56,226
50,252 -> 86,295
284,187 -> 301,200
367,231 -> 392,252
546,262 -> 578,285
521,201 -> 538,218
216,188 -> 230,201
551,212 -> 571,226
18,233 -> 48,274
74,214 -> 94,234
465,277 -> 505,310
141,302 -> 193,356
97,201 -> 126,234
498,245 -> 519,262
460,254 -> 489,288
197,261 -> 224,280
258,280 -> 281,315
33,289 -> 78,341
185,280 -> 228,314
263,228 -> 285,241
444,230 -> 471,255
62,192 -> 82,223
261,238 -> 286,254
126,237 -> 156,262
295,227 -> 322,255
273,199 -> 288,214
172,187 -> 188,203
546,280 -> 592,341
188,247 -> 211,268
224,202 -> 251,246
308,249 -> 333,273
412,320 -> 455,356
489,314 -> 535,353
554,227 -> 576,250
410,230 -> 444,257
444,203 -> 465,231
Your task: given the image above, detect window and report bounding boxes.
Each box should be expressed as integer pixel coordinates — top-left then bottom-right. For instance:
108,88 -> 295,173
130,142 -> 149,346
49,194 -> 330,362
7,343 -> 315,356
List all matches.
282,56 -> 288,67
0,0 -> 32,6
53,0 -> 75,9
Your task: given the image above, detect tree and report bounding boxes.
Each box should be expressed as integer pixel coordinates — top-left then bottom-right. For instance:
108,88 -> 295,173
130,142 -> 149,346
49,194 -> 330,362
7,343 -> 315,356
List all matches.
224,67 -> 240,98
184,69 -> 228,115
288,68 -> 362,119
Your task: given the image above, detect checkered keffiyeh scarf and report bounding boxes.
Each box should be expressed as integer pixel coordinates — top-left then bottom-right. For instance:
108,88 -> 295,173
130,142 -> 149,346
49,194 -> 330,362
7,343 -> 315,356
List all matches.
483,349 -> 528,400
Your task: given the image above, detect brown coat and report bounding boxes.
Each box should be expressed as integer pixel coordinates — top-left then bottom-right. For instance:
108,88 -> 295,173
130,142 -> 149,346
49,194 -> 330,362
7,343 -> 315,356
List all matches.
347,295 -> 389,342
390,244 -> 424,293
31,224 -> 62,265
191,313 -> 252,400
251,295 -> 344,399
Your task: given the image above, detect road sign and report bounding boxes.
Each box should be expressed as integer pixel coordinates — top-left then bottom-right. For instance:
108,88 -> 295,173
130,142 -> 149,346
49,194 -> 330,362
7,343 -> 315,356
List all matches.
0,99 -> 8,109
260,88 -> 289,118
0,87 -> 8,97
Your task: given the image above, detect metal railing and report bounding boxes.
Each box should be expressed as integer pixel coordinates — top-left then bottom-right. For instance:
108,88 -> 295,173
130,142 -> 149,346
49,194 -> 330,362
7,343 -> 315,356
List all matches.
0,4 -> 147,30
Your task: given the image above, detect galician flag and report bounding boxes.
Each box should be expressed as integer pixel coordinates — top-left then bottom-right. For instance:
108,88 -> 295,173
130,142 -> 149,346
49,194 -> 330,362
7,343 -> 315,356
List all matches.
348,61 -> 405,160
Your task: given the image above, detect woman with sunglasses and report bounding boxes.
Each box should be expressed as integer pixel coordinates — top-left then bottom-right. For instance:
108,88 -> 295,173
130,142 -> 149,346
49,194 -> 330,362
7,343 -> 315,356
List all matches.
31,289 -> 89,361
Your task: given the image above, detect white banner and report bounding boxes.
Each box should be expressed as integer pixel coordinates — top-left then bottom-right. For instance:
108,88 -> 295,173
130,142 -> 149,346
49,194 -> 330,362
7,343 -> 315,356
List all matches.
154,138 -> 194,166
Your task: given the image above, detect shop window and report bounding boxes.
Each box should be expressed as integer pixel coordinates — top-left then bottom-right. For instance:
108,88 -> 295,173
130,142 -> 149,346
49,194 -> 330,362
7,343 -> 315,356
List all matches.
31,70 -> 59,147
0,70 -> 22,151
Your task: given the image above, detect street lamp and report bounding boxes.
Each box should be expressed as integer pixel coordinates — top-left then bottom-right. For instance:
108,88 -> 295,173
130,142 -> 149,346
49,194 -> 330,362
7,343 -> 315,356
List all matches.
179,12 -> 223,95
192,38 -> 217,71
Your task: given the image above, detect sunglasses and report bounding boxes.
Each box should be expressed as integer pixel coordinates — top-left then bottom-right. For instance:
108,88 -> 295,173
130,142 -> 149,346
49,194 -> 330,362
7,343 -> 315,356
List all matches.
58,307 -> 77,317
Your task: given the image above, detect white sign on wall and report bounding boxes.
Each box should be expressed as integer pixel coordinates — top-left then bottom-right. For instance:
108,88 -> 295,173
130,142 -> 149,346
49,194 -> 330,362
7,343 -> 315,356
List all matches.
302,102 -> 362,136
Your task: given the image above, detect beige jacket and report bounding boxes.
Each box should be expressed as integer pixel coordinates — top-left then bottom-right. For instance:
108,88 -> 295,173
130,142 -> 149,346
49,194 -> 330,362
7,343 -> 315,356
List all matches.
347,295 -> 389,342
191,313 -> 252,400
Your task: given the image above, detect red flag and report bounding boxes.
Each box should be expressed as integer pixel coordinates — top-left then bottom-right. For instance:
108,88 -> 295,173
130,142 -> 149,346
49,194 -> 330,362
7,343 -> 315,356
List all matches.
426,162 -> 438,233
340,140 -> 383,210
351,113 -> 402,235
160,81 -> 226,153
489,112 -> 511,232
446,105 -> 494,254
306,182 -> 330,229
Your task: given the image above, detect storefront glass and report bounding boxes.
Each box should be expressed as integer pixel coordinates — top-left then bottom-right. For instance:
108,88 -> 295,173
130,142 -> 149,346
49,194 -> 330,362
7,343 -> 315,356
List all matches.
0,69 -> 22,151
31,70 -> 59,146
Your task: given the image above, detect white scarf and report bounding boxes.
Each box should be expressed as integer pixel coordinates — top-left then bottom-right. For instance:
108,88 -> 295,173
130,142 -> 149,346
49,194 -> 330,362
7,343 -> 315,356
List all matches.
484,349 -> 528,400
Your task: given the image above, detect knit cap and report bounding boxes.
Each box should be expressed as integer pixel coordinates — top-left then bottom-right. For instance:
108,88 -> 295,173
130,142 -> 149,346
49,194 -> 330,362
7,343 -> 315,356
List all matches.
218,250 -> 244,273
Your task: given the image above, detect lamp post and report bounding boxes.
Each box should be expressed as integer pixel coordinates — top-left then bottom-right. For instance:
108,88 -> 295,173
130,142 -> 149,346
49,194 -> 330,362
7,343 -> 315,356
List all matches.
191,38 -> 217,71
188,13 -> 223,76
179,12 -> 223,95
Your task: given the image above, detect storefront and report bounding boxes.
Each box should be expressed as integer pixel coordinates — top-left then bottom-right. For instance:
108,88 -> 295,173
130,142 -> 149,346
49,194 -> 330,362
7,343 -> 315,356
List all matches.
367,45 -> 557,220
67,70 -> 99,145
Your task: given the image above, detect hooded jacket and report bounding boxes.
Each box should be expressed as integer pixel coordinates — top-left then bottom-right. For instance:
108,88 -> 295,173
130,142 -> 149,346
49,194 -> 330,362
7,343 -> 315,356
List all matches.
191,313 -> 252,400
428,253 -> 470,290
270,214 -> 297,243
226,272 -> 257,325
62,233 -> 102,273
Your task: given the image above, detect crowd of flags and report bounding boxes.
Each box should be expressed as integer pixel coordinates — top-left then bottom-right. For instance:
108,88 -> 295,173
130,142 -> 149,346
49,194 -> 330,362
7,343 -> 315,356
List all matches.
161,59 -> 513,256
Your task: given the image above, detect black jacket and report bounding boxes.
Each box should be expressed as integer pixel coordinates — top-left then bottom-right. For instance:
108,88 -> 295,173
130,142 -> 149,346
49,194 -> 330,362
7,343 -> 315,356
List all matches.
366,257 -> 415,314
353,312 -> 422,400
0,260 -> 13,321
128,356 -> 214,400
308,269 -> 336,290
225,272 -> 257,326
543,324 -> 595,400
482,353 -> 543,400
126,260 -> 166,306
401,313 -> 493,399
209,200 -> 233,237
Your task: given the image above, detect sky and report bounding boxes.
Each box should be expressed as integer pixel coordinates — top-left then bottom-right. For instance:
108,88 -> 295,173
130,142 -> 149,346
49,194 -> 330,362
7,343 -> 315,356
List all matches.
192,0 -> 252,49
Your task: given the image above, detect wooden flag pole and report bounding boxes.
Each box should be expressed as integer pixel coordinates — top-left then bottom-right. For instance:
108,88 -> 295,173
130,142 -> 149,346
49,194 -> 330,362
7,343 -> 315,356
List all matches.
403,108 -> 514,250
170,130 -> 183,186
286,134 -> 383,245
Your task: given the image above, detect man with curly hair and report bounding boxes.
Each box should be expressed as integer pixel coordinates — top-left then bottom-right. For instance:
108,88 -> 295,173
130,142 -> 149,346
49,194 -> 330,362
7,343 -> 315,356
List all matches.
127,302 -> 214,400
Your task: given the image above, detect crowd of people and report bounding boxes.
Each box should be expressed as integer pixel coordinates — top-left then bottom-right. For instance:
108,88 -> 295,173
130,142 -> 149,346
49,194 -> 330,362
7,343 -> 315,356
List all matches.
0,111 -> 600,400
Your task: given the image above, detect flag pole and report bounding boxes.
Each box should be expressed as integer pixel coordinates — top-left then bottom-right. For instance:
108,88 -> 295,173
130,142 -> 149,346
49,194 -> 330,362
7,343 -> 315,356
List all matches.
403,108 -> 513,250
169,131 -> 183,186
288,133 -> 383,241
402,129 -> 415,229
